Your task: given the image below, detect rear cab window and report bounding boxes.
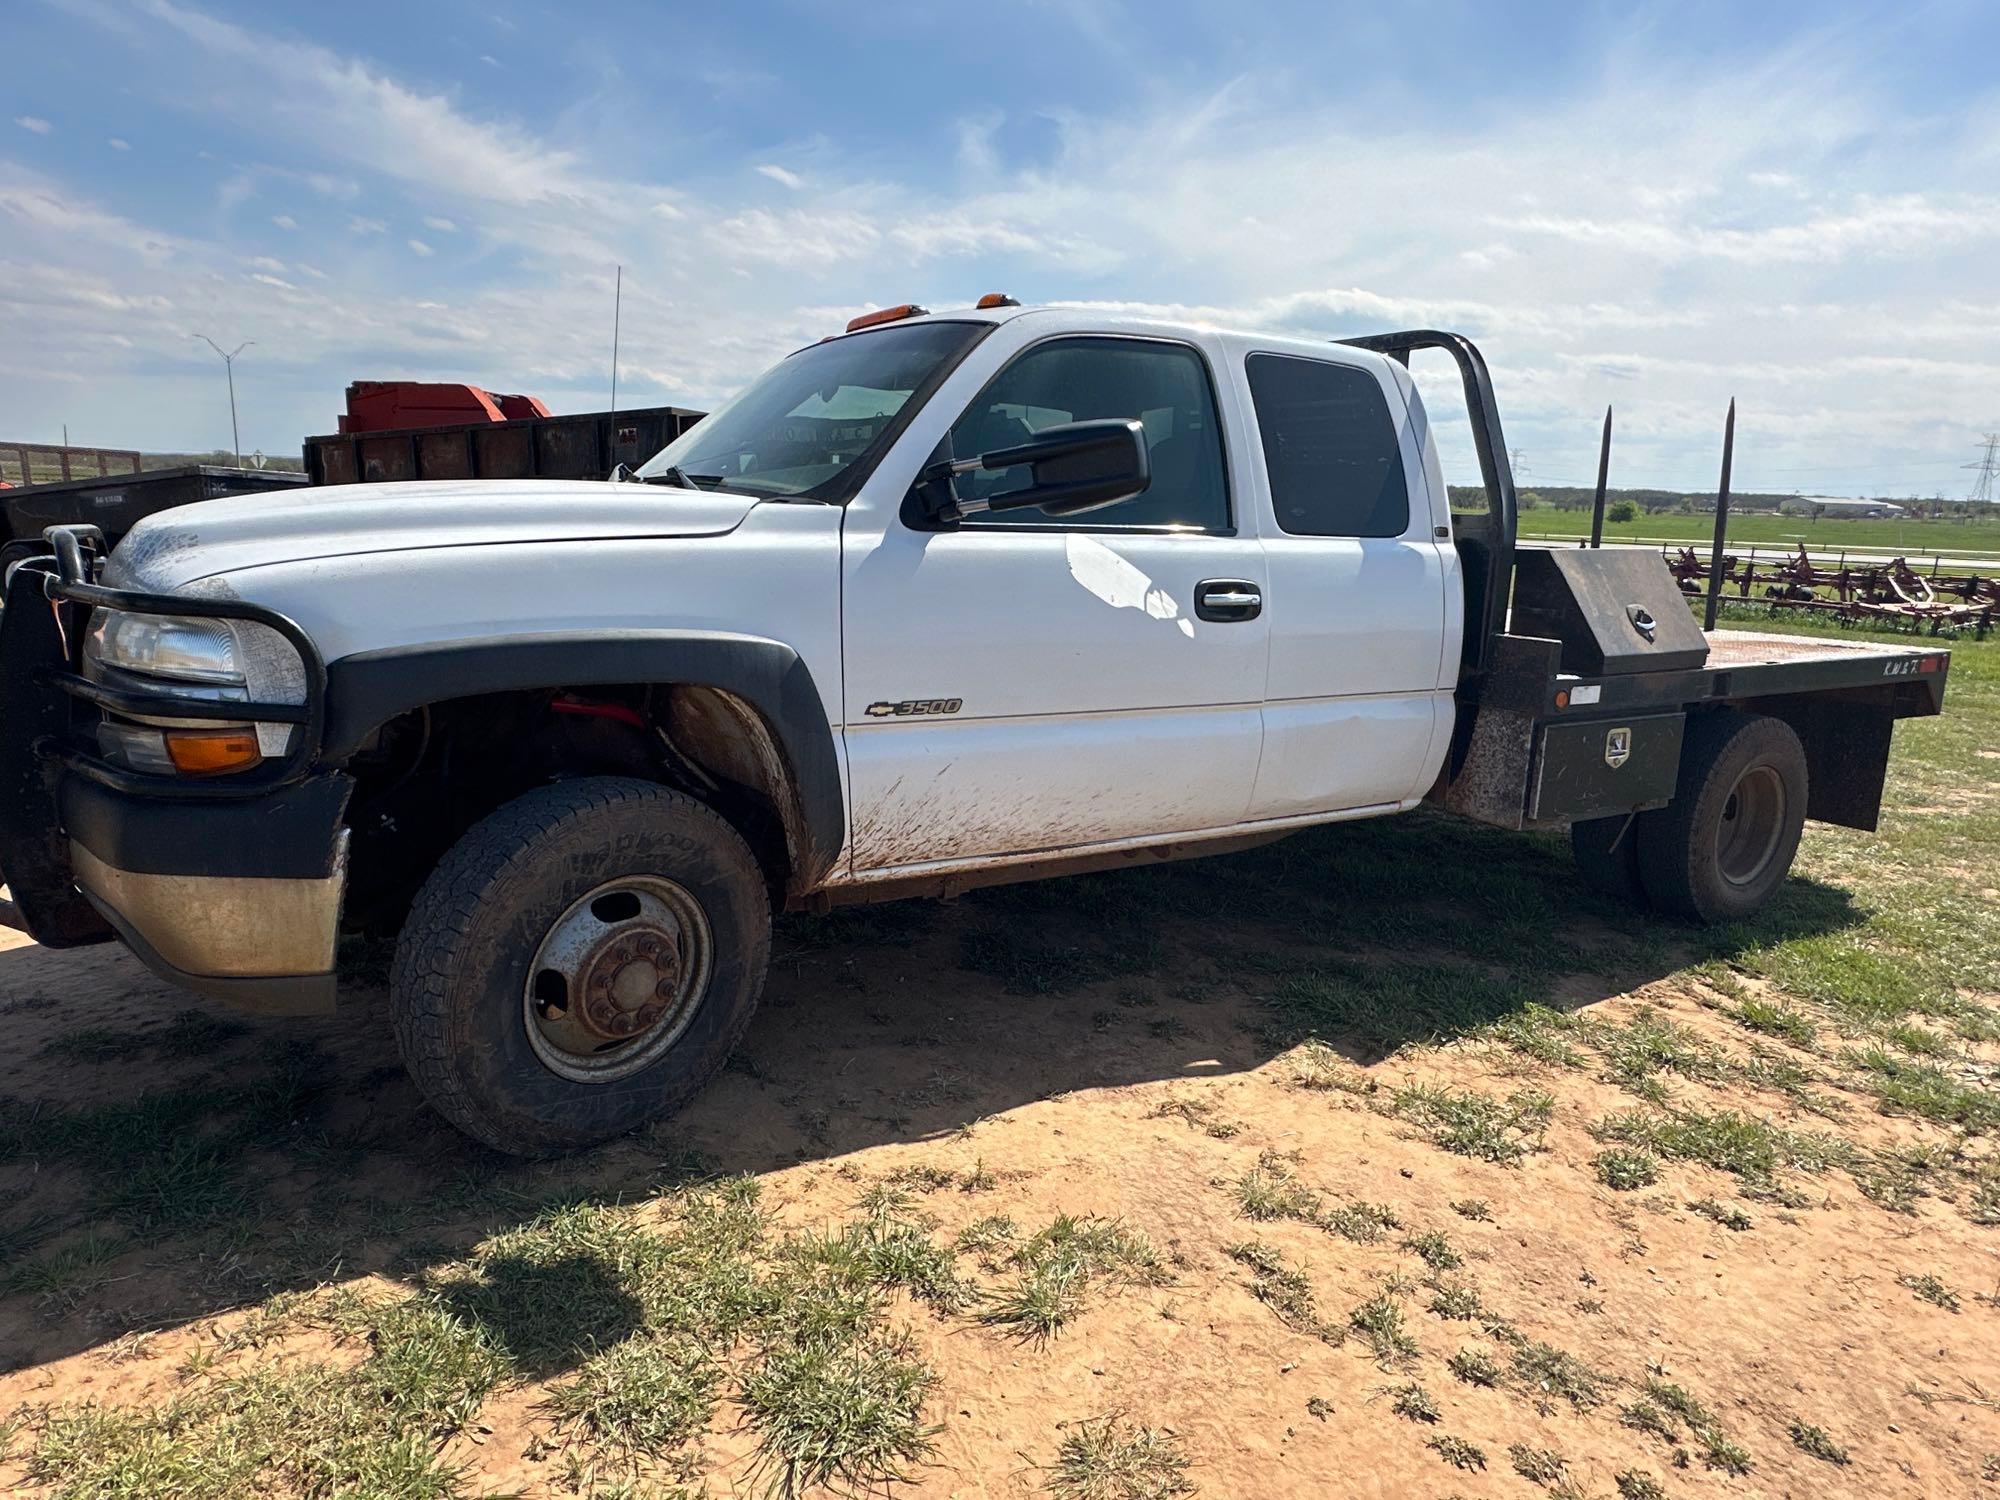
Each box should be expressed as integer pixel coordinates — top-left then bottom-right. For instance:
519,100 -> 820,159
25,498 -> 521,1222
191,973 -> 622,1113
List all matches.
1244,353 -> 1410,537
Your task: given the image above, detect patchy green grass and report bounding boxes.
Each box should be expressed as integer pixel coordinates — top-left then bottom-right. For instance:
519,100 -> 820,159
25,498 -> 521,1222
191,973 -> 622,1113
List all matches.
1401,1230 -> 1461,1272
1593,1107 -> 1847,1187
1225,1242 -> 1342,1345
1846,1048 -> 2000,1129
1510,1443 -> 1568,1484
1428,1434 -> 1487,1470
1510,1340 -> 1608,1411
1897,1272 -> 1961,1312
1234,1152 -> 1323,1224
1788,1419 -> 1850,1466
1687,1197 -> 1754,1231
1729,993 -> 1819,1047
1391,1084 -> 1555,1163
1349,1290 -> 1419,1368
1593,1148 -> 1661,1191
1385,1382 -> 1440,1423
1041,1415 -> 1195,1500
1622,1378 -> 1755,1476
1447,1347 -> 1501,1387
979,1216 -> 1167,1343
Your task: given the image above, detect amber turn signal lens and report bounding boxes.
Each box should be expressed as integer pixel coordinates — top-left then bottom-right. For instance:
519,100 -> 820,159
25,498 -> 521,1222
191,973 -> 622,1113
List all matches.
164,729 -> 263,775
976,292 -> 1020,309
844,302 -> 927,333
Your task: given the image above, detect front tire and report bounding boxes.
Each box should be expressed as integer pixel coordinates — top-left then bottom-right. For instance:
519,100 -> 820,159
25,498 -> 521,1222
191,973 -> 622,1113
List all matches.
1637,711 -> 1807,924
390,777 -> 770,1154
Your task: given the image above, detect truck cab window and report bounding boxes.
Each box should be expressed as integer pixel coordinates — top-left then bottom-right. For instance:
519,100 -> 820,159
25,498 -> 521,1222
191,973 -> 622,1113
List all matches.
949,337 -> 1229,530
639,320 -> 984,500
1245,353 -> 1409,537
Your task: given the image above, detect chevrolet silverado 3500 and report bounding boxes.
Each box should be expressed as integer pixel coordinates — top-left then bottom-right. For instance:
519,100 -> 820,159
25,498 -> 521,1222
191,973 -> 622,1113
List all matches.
0,302 -> 1949,1152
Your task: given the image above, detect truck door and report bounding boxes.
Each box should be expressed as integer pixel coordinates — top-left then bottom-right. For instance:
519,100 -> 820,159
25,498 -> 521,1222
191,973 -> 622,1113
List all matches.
839,329 -> 1269,874
1234,347 -> 1455,818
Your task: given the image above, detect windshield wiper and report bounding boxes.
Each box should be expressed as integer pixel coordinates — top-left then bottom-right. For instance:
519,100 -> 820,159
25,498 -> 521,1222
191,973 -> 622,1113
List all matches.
641,464 -> 715,490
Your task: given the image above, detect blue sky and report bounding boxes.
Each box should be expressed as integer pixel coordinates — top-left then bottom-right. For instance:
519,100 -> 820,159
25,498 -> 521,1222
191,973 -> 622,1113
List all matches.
3,0 -> 1997,494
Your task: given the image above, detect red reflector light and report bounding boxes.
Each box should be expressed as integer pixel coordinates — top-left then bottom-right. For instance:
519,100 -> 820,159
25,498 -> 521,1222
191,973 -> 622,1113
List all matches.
1920,656 -> 1940,673
845,303 -> 927,333
976,292 -> 1020,309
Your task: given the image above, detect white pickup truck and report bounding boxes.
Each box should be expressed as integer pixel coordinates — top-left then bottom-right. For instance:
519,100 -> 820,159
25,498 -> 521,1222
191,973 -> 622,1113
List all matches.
0,302 -> 1951,1152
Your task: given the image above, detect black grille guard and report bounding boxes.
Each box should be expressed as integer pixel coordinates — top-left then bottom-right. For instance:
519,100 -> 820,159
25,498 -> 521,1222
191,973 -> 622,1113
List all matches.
26,524 -> 327,798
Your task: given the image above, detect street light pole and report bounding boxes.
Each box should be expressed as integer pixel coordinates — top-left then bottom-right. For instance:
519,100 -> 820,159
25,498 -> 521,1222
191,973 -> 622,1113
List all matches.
194,334 -> 254,466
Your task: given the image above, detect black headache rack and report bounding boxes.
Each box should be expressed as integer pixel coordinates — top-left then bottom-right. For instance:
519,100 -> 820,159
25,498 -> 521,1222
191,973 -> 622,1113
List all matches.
1336,330 -> 1518,679
0,525 -> 329,946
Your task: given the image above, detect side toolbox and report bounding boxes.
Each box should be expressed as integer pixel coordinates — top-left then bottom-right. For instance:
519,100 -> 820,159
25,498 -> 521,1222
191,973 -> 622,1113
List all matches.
1528,712 -> 1685,823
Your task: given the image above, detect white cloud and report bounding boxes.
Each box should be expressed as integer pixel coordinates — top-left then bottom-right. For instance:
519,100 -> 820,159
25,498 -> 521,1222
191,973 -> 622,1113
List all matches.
407,238 -> 433,256
270,213 -> 299,230
130,0 -> 604,210
250,272 -> 295,290
9,4 -> 1999,493
249,255 -> 287,272
15,116 -> 54,135
422,215 -> 458,232
107,137 -> 131,151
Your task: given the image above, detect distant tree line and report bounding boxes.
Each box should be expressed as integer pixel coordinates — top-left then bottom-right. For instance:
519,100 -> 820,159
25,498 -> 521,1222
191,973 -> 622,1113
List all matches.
1448,485 -> 1997,522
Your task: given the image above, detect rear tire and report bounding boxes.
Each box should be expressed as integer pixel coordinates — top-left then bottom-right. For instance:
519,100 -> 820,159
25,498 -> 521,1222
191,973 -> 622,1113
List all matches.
1636,711 -> 1807,924
1571,814 -> 1647,907
390,777 -> 770,1155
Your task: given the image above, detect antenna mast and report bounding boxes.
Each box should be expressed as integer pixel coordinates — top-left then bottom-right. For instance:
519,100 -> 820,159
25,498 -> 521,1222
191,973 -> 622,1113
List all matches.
609,265 -> 623,413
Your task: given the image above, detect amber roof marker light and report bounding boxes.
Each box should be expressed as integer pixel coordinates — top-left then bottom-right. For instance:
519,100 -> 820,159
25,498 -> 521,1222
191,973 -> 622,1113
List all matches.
844,303 -> 928,333
977,292 -> 1021,309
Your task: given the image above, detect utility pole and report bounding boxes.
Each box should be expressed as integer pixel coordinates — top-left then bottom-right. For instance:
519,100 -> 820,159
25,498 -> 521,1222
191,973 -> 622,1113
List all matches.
1966,431 -> 2000,504
609,265 -> 623,412
194,334 -> 253,466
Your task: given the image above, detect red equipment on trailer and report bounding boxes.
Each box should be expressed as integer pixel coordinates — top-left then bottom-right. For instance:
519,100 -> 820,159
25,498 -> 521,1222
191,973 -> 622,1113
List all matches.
337,382 -> 553,434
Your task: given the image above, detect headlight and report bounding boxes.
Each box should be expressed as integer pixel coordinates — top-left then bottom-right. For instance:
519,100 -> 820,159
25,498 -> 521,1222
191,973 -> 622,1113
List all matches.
82,608 -> 308,767
85,611 -> 247,687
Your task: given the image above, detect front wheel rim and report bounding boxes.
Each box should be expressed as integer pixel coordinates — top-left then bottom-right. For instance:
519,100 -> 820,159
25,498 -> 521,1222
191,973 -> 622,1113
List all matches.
522,875 -> 714,1083
1715,764 -> 1787,887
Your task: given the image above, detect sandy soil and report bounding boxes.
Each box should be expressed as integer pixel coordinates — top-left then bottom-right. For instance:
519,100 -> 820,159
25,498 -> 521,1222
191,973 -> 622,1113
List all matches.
1,897 -> 1997,1497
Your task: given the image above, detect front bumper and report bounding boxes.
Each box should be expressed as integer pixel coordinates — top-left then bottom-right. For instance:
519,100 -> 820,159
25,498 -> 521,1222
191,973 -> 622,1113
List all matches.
0,534 -> 348,1014
60,774 -> 352,1015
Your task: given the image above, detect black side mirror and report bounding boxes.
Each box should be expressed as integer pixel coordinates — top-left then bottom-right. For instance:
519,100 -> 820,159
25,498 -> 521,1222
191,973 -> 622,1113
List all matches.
925,419 -> 1150,521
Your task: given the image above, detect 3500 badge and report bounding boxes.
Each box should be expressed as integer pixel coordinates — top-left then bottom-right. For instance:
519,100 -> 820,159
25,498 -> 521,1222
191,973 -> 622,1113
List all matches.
864,698 -> 964,718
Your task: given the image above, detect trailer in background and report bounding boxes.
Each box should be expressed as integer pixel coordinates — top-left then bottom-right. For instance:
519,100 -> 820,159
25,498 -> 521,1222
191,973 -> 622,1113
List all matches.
304,403 -> 704,486
2,465 -> 309,555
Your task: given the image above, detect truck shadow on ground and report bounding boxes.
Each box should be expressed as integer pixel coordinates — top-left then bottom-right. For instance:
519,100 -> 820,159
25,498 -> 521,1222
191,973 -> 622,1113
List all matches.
0,809 -> 1866,1376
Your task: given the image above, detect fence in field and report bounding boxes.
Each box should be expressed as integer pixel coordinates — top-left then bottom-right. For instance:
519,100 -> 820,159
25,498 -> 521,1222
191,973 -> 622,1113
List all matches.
0,443 -> 143,487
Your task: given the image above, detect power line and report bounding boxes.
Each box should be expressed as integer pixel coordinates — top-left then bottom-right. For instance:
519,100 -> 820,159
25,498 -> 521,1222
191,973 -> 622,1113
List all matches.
1966,431 -> 2000,504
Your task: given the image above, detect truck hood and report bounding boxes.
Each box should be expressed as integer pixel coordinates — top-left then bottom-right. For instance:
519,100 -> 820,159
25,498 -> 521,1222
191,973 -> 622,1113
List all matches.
103,478 -> 764,591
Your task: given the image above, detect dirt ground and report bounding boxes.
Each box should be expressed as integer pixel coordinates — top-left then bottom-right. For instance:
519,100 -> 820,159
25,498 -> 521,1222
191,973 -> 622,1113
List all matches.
2,618 -> 1997,1499
2,806 -> 1997,1498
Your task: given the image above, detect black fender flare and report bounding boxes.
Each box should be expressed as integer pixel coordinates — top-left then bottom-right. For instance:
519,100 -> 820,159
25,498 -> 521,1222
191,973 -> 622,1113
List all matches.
320,631 -> 844,887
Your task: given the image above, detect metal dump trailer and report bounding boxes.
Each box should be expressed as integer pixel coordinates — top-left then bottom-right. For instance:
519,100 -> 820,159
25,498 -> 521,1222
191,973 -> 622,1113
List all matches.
2,465 -> 309,553
303,404 -> 704,486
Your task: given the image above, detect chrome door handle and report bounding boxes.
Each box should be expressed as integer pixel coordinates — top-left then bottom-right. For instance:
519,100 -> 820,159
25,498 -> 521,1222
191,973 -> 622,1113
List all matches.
1195,579 -> 1262,622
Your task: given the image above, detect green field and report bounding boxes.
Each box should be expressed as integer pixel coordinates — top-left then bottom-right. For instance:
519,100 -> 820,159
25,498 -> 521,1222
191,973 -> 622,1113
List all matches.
1517,506 -> 2000,557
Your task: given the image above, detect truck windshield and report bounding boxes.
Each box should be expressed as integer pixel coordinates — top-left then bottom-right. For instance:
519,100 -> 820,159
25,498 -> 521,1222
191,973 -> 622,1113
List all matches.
638,320 -> 987,500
